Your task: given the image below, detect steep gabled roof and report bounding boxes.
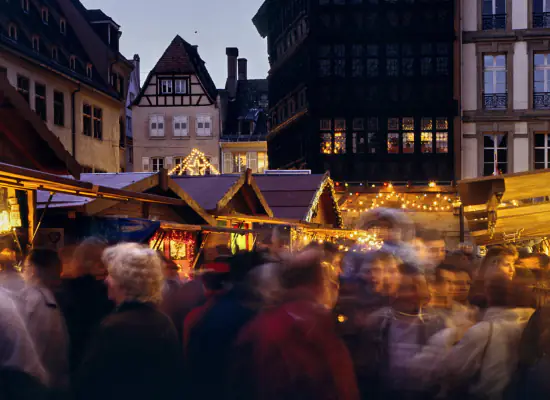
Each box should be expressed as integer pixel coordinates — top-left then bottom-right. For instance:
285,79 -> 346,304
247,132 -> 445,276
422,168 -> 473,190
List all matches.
135,35 -> 218,104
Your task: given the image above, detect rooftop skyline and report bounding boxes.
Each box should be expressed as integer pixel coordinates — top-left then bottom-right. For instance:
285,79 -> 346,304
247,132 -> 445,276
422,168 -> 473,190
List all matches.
81,0 -> 269,88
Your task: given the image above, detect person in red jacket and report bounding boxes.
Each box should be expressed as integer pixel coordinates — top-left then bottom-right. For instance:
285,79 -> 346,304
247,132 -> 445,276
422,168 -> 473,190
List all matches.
228,249 -> 360,400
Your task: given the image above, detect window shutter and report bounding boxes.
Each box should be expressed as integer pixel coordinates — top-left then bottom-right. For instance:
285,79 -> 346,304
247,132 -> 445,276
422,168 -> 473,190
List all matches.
142,157 -> 150,172
173,116 -> 180,136
196,117 -> 202,135
182,116 -> 189,136
206,116 -> 212,135
223,152 -> 232,173
158,116 -> 165,136
165,156 -> 173,172
149,116 -> 156,136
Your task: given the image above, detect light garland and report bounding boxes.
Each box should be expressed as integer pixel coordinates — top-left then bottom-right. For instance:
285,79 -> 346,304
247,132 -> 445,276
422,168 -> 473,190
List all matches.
290,227 -> 383,252
149,230 -> 196,262
169,148 -> 220,176
305,177 -> 344,227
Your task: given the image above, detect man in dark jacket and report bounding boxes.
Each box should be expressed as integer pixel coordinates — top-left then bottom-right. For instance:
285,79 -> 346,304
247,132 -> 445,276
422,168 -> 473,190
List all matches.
185,250 -> 268,400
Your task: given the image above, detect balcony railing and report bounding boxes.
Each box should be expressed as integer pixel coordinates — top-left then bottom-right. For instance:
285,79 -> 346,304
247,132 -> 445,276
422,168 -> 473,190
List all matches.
484,93 -> 508,110
534,92 -> 550,109
533,12 -> 550,28
482,14 -> 506,30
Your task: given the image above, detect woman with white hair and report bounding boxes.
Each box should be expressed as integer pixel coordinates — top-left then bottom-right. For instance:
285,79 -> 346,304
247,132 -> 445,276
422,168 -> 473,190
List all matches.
74,243 -> 183,400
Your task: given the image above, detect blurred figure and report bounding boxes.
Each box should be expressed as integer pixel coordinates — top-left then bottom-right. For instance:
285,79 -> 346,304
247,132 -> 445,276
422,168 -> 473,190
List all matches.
362,264 -> 446,400
0,287 -> 48,399
453,266 -> 473,306
0,247 -> 25,293
74,243 -> 183,400
229,249 -> 359,400
443,276 -> 534,400
469,245 -> 518,309
18,249 -> 69,395
186,250 -> 270,400
415,228 -> 446,275
159,255 -> 186,339
55,238 -> 113,374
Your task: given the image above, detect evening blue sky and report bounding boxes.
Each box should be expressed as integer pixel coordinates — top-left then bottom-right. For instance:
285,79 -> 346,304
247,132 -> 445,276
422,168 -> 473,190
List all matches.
81,0 -> 269,88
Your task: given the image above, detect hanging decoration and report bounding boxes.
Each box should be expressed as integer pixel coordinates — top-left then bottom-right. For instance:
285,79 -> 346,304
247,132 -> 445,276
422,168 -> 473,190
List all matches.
149,230 -> 196,262
169,149 -> 220,176
290,227 -> 383,252
305,177 -> 344,228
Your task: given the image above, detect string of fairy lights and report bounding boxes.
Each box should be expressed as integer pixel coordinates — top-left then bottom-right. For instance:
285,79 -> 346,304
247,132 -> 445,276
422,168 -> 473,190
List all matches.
338,182 -> 462,214
169,148 -> 220,176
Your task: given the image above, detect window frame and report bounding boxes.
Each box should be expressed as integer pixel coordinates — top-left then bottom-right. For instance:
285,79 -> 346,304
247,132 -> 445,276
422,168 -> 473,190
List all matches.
41,7 -> 49,24
17,75 -> 30,103
173,115 -> 189,137
34,82 -> 47,121
32,35 -> 39,53
196,115 -> 213,137
534,132 -> 550,169
482,132 -> 508,176
60,18 -> 66,35
174,79 -> 188,94
54,90 -> 64,127
160,79 -> 173,95
22,0 -> 29,14
149,115 -> 165,138
93,107 -> 103,140
151,157 -> 165,172
82,103 -> 92,137
8,24 -> 17,41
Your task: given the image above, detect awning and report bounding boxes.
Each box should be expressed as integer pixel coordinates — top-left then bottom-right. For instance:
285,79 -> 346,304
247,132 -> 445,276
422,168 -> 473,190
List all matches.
457,169 -> 550,245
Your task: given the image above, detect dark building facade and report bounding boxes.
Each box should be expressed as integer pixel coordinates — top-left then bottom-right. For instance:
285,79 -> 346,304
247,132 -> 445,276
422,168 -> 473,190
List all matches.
253,0 -> 459,183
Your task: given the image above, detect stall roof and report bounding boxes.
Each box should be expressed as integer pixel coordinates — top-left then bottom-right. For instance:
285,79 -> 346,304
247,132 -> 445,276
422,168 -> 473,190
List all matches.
171,170 -> 272,217
458,169 -> 550,245
0,72 -> 81,178
35,171 -> 214,225
254,173 -> 343,228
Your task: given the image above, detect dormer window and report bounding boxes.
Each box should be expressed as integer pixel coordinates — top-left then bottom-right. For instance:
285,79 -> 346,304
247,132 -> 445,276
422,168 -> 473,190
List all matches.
21,0 -> 29,13
160,79 -> 173,94
70,56 -> 76,71
60,18 -> 66,35
8,24 -> 17,41
41,7 -> 49,24
86,63 -> 92,79
32,35 -> 39,52
51,47 -> 58,61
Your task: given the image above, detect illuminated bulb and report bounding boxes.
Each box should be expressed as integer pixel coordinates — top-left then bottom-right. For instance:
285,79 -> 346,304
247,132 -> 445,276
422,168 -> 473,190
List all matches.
429,181 -> 436,188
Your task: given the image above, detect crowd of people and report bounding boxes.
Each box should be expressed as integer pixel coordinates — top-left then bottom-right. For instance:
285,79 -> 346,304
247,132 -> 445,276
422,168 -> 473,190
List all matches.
0,209 -> 549,400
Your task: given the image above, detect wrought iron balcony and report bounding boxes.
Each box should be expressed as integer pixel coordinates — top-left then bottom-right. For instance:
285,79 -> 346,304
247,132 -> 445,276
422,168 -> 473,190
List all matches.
533,12 -> 550,28
534,92 -> 550,109
482,14 -> 506,30
483,93 -> 508,110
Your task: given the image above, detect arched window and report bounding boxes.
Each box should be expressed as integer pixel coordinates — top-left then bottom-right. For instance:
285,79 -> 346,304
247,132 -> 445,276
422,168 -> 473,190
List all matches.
60,18 -> 66,35
32,35 -> 39,52
51,47 -> 58,61
8,24 -> 17,41
21,0 -> 29,13
41,7 -> 49,24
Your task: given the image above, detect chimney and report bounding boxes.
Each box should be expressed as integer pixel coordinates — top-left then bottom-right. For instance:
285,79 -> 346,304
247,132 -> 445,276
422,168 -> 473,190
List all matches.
133,54 -> 140,87
225,47 -> 239,97
238,58 -> 248,81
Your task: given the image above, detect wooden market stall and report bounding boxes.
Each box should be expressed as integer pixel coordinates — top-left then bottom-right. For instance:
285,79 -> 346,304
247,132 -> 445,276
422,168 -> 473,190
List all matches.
458,169 -> 550,246
34,171 -> 215,275
171,169 -> 273,253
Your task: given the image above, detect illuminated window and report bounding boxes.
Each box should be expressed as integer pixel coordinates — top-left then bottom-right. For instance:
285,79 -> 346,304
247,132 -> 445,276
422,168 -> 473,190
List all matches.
403,132 -> 414,153
258,152 -> 268,173
436,117 -> 448,153
387,133 -> 399,153
421,132 -> 433,153
232,152 -> 247,173
436,133 -> 448,153
320,119 -> 332,154
352,118 -> 364,153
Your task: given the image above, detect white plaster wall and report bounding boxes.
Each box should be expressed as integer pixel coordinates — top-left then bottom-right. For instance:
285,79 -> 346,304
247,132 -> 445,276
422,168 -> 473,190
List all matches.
513,42 -> 529,110
463,0 -> 478,32
462,123 -> 478,179
512,0 -> 529,29
513,122 -> 529,172
463,44 -> 478,112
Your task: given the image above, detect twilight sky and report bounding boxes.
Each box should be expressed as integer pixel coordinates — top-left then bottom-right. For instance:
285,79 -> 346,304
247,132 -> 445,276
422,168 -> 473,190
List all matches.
81,0 -> 269,88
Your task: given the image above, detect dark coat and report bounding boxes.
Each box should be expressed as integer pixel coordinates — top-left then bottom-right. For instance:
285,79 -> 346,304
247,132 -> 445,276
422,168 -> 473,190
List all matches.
229,299 -> 360,400
185,289 -> 257,400
74,301 -> 184,400
55,276 -> 114,373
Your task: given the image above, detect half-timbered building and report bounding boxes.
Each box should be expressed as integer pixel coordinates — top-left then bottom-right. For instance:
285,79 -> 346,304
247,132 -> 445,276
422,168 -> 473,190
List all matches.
253,0 -> 459,184
132,35 -> 221,174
